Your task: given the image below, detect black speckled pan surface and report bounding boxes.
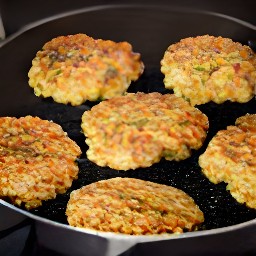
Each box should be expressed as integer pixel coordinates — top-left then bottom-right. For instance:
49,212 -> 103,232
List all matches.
0,5 -> 256,232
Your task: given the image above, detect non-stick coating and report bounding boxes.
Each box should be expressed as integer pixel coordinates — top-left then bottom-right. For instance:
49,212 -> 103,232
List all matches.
0,5 -> 256,232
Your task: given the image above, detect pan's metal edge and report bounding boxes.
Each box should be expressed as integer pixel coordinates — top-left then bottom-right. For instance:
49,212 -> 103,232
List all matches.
0,4 -> 255,48
1,199 -> 256,242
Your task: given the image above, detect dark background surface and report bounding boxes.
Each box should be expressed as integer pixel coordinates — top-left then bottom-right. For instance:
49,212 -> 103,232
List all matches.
0,0 -> 255,37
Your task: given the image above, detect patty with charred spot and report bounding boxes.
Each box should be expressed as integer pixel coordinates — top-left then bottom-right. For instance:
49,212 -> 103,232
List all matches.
161,35 -> 256,106
66,177 -> 204,235
0,116 -> 82,209
28,33 -> 144,106
199,114 -> 256,209
81,92 -> 209,170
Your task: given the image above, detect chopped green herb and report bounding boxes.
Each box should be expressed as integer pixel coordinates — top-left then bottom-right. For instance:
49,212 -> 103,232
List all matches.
193,66 -> 205,71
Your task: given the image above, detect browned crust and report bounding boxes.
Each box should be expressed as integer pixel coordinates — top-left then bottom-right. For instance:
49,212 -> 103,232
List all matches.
66,177 -> 204,235
199,114 -> 256,209
0,116 -> 81,209
28,33 -> 144,105
161,35 -> 256,106
81,92 -> 209,170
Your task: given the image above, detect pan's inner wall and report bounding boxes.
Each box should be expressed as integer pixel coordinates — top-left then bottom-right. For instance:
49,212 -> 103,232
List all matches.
0,5 -> 256,231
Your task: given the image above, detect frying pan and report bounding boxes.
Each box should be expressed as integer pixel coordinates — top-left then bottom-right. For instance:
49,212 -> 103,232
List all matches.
0,4 -> 256,256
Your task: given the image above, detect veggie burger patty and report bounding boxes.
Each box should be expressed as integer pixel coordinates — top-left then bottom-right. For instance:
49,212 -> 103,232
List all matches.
161,35 -> 256,106
199,114 -> 256,209
66,177 -> 204,234
81,92 -> 209,170
28,33 -> 144,106
0,116 -> 81,209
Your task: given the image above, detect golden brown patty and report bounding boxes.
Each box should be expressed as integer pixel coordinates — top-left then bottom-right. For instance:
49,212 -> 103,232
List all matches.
28,33 -> 144,106
161,35 -> 256,106
235,113 -> 256,132
81,92 -> 209,170
66,177 -> 204,234
199,114 -> 256,209
0,116 -> 81,209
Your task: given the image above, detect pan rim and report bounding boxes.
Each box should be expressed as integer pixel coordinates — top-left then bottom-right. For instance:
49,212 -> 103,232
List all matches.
0,3 -> 256,243
1,199 -> 256,241
0,3 -> 255,48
